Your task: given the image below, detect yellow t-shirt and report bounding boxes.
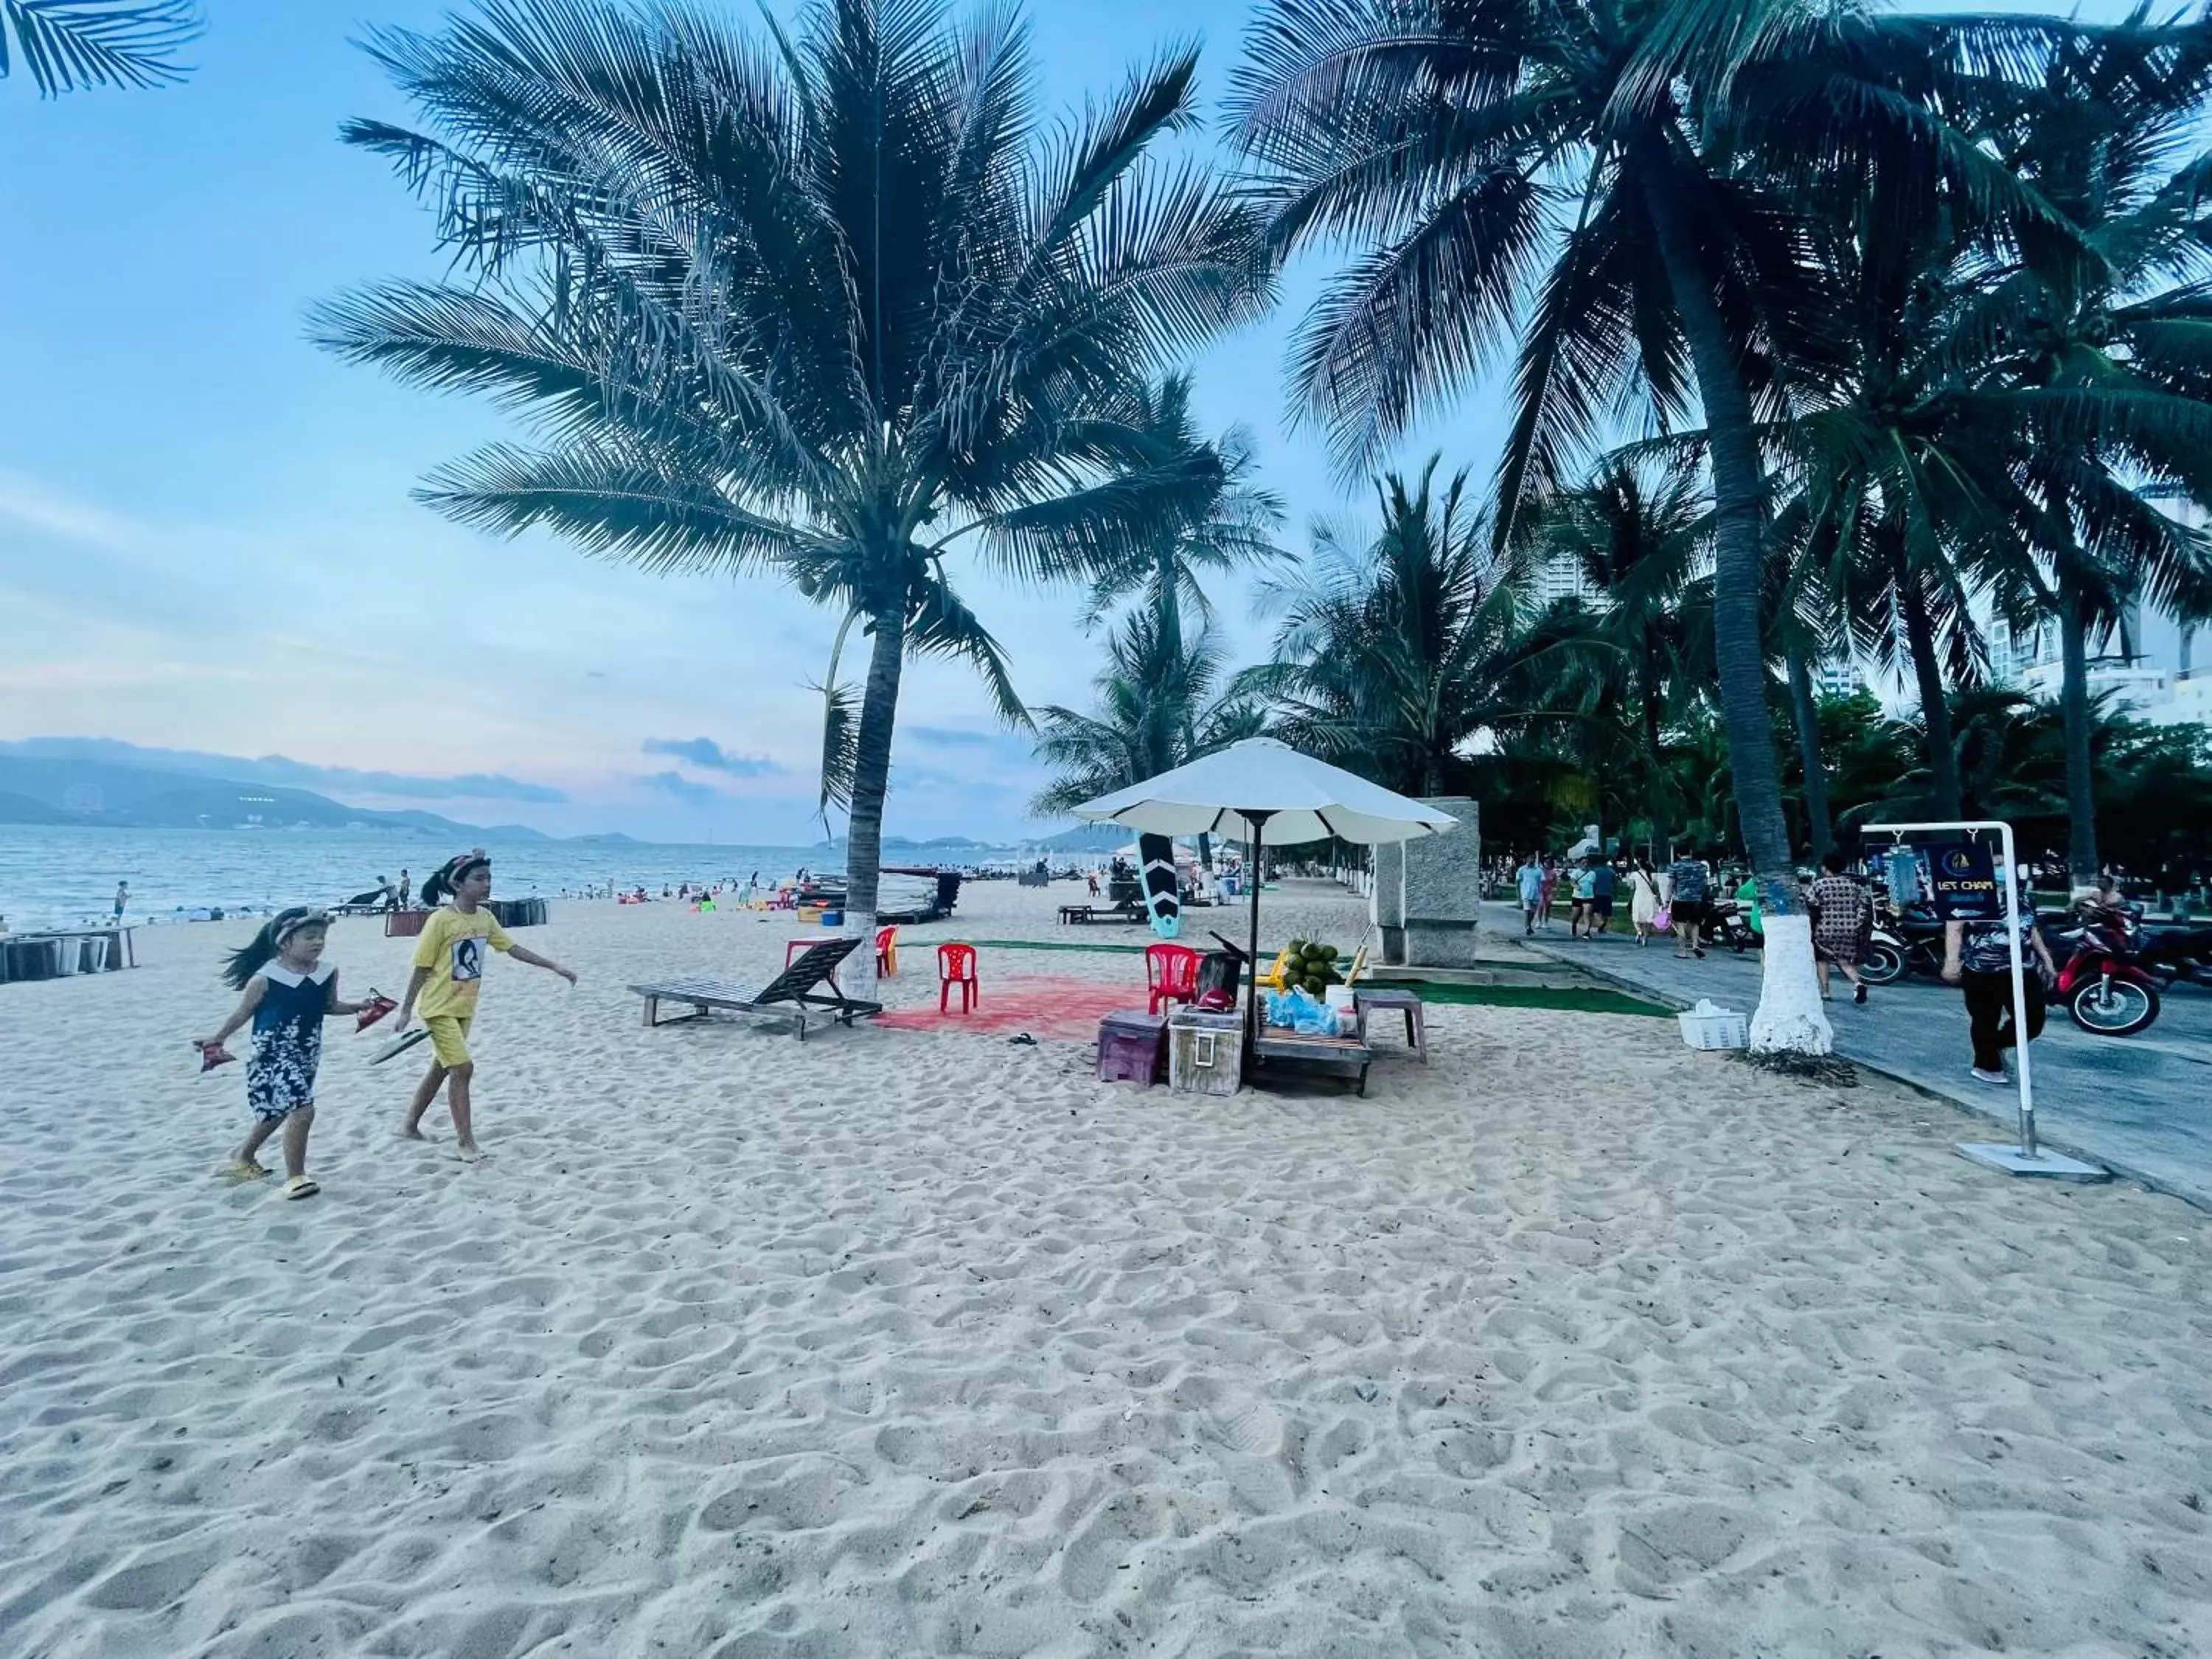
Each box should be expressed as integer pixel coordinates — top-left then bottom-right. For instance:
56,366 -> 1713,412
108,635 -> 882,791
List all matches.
411,906 -> 514,1020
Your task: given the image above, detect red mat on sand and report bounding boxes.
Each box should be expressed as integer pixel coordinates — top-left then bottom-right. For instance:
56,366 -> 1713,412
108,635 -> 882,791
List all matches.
874,975 -> 1147,1040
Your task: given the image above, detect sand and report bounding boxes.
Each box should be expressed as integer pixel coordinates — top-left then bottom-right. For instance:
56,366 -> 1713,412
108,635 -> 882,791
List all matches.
1,877 -> 2209,1658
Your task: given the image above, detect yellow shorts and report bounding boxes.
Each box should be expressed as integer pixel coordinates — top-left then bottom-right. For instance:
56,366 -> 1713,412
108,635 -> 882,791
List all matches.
425,1014 -> 474,1068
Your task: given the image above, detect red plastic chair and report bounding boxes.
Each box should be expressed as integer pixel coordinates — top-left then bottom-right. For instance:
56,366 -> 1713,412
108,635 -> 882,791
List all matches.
938,942 -> 979,1013
876,925 -> 900,977
1145,943 -> 1202,1017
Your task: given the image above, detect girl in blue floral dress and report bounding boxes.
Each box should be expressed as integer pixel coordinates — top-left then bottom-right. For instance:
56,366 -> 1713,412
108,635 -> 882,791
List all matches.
195,908 -> 375,1199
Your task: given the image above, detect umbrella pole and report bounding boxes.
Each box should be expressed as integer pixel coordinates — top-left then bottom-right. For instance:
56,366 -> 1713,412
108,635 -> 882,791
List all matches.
1244,812 -> 1270,1068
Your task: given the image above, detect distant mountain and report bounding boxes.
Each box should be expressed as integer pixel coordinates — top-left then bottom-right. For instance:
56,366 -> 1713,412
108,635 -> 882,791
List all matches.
0,790 -> 66,825
0,756 -> 545,839
1034,823 -> 1129,852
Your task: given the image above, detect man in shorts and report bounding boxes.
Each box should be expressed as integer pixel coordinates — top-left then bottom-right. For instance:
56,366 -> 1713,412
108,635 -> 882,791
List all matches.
1587,858 -> 1618,936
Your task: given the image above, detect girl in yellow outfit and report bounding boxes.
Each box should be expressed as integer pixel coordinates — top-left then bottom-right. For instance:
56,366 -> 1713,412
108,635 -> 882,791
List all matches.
393,852 -> 576,1160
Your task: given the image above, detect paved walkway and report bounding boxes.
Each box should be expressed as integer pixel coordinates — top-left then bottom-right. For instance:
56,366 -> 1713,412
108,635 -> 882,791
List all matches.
1495,904 -> 2212,1211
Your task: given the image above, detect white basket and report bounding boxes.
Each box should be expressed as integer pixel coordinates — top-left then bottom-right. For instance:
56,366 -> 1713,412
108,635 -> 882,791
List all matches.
1677,1007 -> 1748,1050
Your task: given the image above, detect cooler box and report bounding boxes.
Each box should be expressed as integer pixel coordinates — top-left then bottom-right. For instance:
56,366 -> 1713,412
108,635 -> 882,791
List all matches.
1169,1009 -> 1245,1096
1096,1008 -> 1167,1085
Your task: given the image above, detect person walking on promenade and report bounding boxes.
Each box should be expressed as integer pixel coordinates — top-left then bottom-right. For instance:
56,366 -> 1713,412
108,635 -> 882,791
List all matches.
1807,851 -> 1873,1004
1517,853 -> 1545,935
1628,858 -> 1663,945
1941,870 -> 2059,1085
1668,853 -> 1709,958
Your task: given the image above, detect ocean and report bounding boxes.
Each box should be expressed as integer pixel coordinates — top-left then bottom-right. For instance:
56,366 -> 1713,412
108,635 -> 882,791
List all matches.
0,825 -> 849,931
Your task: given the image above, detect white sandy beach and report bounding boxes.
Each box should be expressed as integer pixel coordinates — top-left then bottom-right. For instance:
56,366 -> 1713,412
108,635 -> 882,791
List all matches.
2,877 -> 2210,1657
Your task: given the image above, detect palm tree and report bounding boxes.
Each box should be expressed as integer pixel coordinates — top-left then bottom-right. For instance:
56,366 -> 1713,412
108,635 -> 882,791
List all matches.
1,0 -> 198,95
1078,374 -> 1286,649
1225,0 -> 2078,1050
1030,606 -> 1262,815
1966,18 -> 2212,886
1245,459 -> 1554,798
315,0 -> 1266,993
1526,459 -> 1709,860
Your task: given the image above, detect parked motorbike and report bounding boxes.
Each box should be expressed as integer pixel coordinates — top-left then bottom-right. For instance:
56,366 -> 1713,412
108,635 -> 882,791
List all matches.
2129,919 -> 2212,992
1858,904 -> 1946,984
1708,900 -> 1762,953
2053,914 -> 2163,1036
1860,926 -> 1908,985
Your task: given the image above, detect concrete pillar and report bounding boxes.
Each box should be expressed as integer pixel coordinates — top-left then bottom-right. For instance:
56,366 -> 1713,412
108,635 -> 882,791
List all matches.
1371,841 -> 1406,964
1398,797 -> 1482,968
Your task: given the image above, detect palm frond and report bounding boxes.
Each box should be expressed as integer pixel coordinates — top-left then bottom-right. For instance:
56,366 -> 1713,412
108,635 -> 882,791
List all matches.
2,0 -> 200,96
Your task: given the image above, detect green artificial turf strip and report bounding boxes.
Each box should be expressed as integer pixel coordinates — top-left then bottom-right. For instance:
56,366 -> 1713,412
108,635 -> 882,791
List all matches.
967,937 -> 1150,955
961,941 -> 1667,1017
1390,982 -> 1670,1018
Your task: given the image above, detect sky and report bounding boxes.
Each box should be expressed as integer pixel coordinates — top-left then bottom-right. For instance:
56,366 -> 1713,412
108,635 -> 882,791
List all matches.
0,0 -> 2123,844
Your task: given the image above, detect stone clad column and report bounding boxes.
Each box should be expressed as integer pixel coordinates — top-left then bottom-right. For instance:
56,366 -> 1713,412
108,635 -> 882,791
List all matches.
1371,841 -> 1407,964
1398,798 -> 1481,968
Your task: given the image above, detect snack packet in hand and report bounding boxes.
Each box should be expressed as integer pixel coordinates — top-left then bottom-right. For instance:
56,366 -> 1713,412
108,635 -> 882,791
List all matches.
356,992 -> 397,1034
196,1040 -> 237,1073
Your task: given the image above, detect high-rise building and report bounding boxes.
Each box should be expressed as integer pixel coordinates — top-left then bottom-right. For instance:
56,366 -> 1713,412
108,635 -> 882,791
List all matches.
1533,553 -> 1597,608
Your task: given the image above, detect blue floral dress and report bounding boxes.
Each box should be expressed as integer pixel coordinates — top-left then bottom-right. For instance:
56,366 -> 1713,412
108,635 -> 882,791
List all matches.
247,962 -> 334,1121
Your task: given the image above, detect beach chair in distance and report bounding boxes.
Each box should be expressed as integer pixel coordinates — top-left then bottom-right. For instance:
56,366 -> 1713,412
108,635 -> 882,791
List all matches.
630,937 -> 877,1041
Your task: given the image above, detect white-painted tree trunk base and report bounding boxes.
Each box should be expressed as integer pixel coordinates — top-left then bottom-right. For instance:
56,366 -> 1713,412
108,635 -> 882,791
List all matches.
1748,913 -> 1832,1055
841,910 -> 880,1004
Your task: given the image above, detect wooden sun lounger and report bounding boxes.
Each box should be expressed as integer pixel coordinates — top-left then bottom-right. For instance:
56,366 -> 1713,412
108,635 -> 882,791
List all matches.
1058,902 -> 1144,925
630,937 -> 880,1041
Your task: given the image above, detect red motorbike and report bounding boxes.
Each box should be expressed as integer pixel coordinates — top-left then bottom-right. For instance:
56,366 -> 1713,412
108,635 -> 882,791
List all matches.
2054,911 -> 2163,1037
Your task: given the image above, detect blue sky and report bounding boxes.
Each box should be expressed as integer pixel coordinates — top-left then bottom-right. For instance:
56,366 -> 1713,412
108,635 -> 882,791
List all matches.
0,0 -> 2117,843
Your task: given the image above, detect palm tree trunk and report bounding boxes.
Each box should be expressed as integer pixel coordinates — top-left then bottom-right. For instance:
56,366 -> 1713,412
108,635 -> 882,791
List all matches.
2057,570 -> 2100,889
1786,644 -> 1833,858
1642,164 -> 1828,1056
841,602 -> 908,1001
1899,579 -> 1963,818
1641,665 -> 1669,861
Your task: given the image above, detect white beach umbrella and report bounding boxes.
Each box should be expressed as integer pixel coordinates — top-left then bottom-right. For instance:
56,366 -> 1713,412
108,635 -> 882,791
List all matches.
1072,738 -> 1456,1054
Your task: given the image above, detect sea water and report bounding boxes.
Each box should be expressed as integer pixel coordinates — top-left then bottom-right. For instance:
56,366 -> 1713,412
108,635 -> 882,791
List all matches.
0,825 -> 832,931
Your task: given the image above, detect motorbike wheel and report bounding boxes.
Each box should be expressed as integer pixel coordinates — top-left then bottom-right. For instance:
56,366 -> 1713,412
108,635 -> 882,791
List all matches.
2067,977 -> 2160,1037
1860,942 -> 1906,985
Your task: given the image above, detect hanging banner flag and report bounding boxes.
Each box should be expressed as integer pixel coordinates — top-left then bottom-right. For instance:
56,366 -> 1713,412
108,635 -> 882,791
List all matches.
1924,841 -> 2000,922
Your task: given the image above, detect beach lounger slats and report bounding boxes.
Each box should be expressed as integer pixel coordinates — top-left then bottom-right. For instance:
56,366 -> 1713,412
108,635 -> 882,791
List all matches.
630,938 -> 879,1041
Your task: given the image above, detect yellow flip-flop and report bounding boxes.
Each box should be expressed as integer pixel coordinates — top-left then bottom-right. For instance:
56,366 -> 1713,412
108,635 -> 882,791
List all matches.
216,1161 -> 268,1183
282,1177 -> 321,1200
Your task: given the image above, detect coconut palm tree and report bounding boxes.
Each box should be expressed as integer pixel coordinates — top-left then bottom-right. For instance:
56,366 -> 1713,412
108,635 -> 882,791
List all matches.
316,0 -> 1267,994
1962,17 -> 2212,886
1225,0 -> 2087,1050
1,0 -> 198,96
1525,459 -> 1709,860
1077,373 -> 1286,647
1244,459 -> 1560,798
1030,606 -> 1263,815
